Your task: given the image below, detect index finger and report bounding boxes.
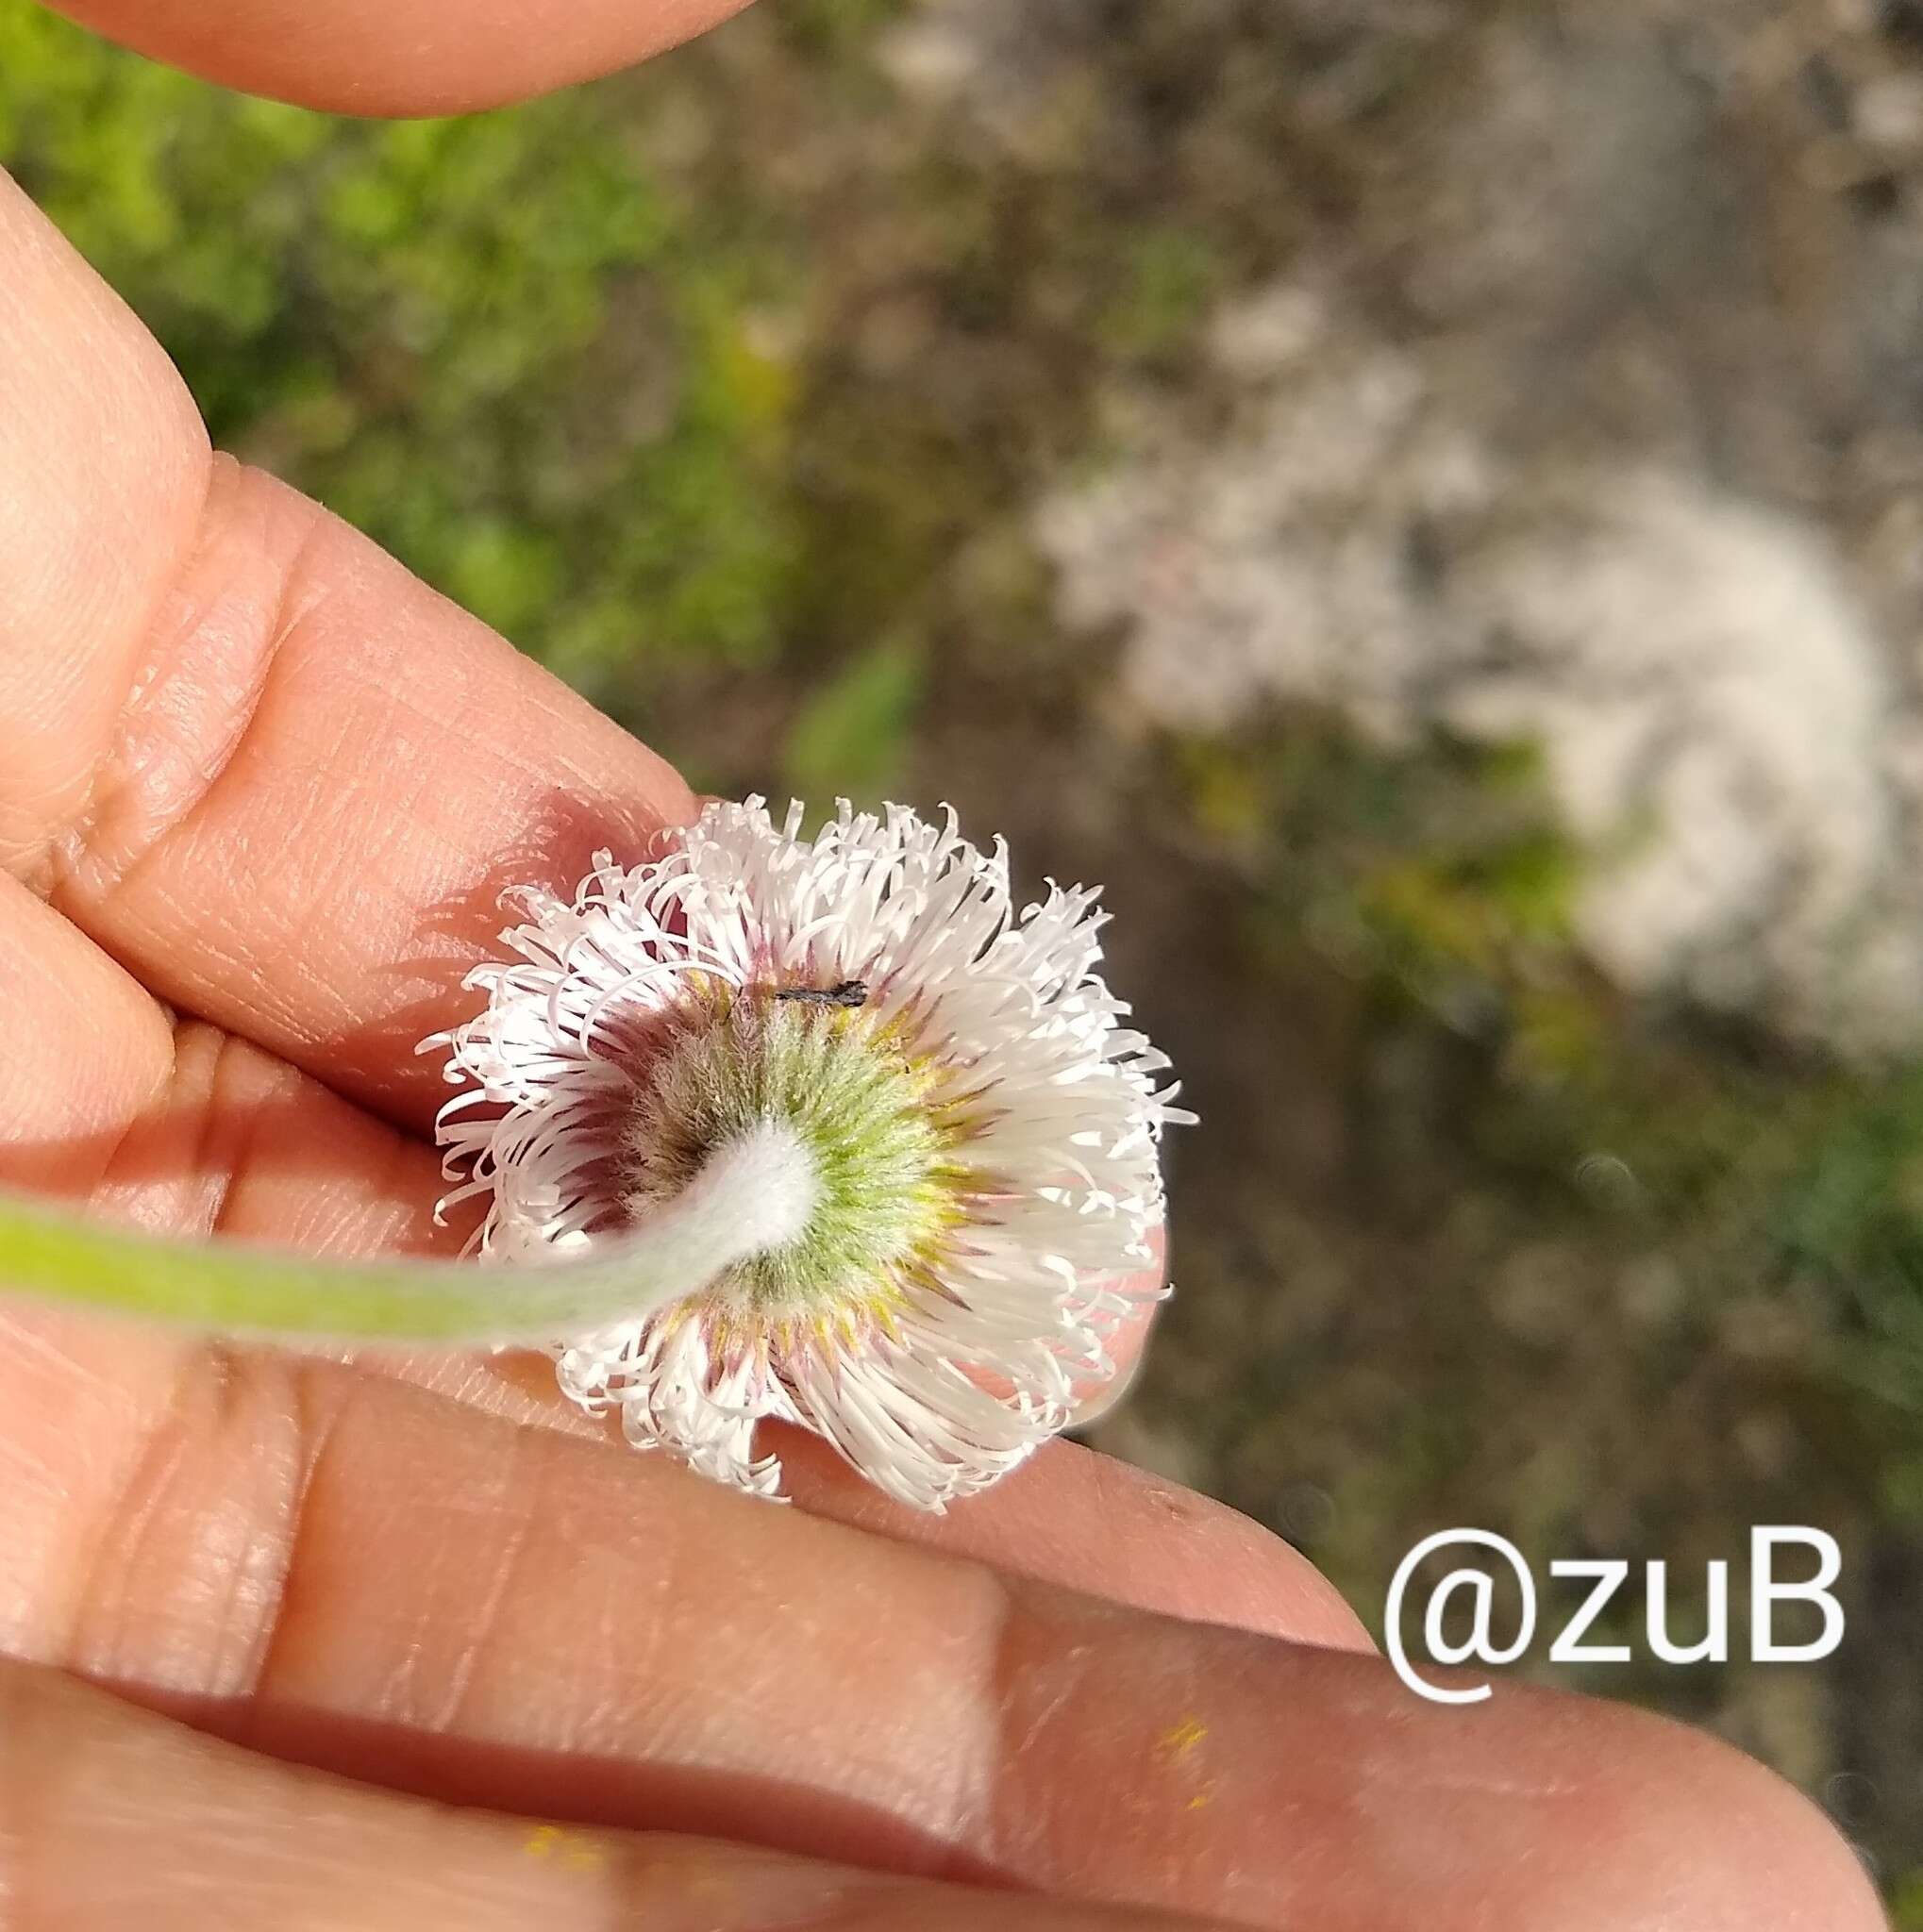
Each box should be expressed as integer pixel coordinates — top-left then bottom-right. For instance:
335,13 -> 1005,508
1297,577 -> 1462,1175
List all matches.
0,169 -> 694,1134
46,0 -> 754,115
23,1353 -> 1880,1932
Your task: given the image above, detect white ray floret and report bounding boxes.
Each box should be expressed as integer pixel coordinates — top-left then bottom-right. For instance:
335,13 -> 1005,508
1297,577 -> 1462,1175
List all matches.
432,796 -> 1192,1511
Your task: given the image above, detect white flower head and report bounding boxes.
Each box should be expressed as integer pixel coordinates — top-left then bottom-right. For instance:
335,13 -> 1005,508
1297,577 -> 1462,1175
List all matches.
432,797 -> 1191,1511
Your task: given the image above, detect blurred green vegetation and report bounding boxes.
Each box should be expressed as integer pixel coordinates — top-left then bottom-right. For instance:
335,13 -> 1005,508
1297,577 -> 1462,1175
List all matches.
1172,723 -> 1923,1442
783,636 -> 925,801
0,0 -> 1279,794
0,0 -> 802,722
1097,226 -> 1225,359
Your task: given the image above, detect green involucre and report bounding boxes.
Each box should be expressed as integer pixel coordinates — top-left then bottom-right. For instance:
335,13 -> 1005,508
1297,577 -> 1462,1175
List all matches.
622,989 -> 972,1334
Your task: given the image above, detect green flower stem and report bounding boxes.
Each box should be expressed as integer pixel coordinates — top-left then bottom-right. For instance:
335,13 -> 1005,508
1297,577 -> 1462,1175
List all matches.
0,1124 -> 816,1346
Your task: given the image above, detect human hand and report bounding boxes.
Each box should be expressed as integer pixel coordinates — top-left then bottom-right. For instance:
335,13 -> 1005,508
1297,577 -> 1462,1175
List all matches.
0,6 -> 1887,1927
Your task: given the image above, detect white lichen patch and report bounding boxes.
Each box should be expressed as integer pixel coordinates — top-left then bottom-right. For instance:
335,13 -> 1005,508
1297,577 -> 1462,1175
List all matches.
1039,279 -> 1923,1052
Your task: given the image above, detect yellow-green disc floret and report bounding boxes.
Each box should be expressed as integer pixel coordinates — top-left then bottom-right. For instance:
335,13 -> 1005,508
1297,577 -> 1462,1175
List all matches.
619,983 -> 973,1341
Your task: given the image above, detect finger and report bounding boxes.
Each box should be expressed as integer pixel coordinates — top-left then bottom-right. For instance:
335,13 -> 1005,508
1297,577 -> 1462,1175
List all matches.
6,1354 -> 1876,1929
761,1428 -> 1371,1652
0,864 -> 1350,1648
0,171 -> 694,1135
0,1663 -> 1227,1932
0,873 -> 465,1683
363,1344 -> 1364,1645
360,1355 -> 1372,1649
0,866 -> 455,1255
0,868 -> 175,1201
45,0 -> 753,115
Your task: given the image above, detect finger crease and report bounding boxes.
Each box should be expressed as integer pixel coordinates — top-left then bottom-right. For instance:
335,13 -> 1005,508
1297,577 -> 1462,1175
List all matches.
52,461 -> 328,919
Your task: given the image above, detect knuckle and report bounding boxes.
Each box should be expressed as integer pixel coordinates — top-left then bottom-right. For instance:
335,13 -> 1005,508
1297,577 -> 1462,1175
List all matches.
67,1346 -> 341,1707
54,457 -> 328,913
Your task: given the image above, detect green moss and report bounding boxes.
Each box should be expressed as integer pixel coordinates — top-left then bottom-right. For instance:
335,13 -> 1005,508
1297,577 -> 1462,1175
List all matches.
778,0 -> 914,59
1098,225 -> 1225,359
1174,721 -> 1583,1016
1170,708 -> 1923,1440
1764,1070 -> 1923,1417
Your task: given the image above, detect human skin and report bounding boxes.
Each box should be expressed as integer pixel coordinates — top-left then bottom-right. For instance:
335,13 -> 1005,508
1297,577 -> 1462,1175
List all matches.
0,5 -> 1891,1927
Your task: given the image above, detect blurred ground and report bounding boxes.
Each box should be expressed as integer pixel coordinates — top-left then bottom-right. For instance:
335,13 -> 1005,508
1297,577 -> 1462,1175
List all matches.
5,0 -> 1923,1907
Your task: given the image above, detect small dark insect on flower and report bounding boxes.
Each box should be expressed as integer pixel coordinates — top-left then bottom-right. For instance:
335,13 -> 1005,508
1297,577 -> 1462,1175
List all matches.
774,979 -> 870,1009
